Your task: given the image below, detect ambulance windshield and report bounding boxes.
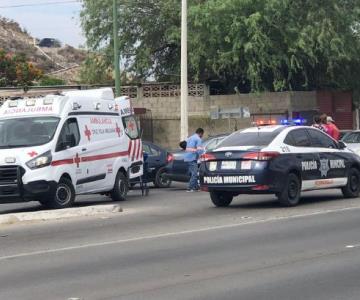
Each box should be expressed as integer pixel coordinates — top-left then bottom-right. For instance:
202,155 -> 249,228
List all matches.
0,117 -> 60,148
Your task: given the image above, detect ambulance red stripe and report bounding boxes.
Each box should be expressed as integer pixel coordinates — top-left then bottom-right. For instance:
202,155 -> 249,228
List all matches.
51,151 -> 129,166
128,139 -> 133,157
132,139 -> 138,161
51,158 -> 74,166
81,151 -> 129,162
136,140 -> 142,160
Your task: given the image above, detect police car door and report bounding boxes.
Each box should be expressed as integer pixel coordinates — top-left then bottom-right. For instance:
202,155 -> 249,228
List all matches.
306,128 -> 347,187
284,128 -> 319,188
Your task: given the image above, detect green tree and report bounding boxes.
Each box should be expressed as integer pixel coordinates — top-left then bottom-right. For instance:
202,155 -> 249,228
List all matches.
79,52 -> 114,85
0,49 -> 43,87
80,0 -> 360,92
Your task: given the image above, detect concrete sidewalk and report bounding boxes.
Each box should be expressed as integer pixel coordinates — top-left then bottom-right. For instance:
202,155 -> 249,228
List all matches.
0,204 -> 122,225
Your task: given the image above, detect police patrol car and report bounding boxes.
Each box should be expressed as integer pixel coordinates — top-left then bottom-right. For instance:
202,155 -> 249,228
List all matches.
199,125 -> 360,207
0,88 -> 143,208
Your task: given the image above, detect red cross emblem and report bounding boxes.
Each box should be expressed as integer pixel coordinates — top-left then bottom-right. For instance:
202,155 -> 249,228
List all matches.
74,153 -> 81,168
115,123 -> 122,137
128,120 -> 135,131
28,151 -> 38,158
84,125 -> 92,141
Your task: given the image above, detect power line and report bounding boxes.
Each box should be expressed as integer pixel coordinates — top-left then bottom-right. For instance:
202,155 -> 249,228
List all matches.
0,1 -> 79,9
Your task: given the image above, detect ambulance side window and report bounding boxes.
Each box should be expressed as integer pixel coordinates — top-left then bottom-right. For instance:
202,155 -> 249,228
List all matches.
56,118 -> 80,152
122,116 -> 139,139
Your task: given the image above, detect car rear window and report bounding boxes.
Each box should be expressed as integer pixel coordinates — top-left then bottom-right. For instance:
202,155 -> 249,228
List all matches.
218,130 -> 281,147
343,132 -> 360,143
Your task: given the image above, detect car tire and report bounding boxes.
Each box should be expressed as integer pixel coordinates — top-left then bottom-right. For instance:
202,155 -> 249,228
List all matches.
342,167 -> 360,198
210,191 -> 233,207
39,177 -> 75,209
154,168 -> 172,188
277,173 -> 301,207
111,171 -> 128,201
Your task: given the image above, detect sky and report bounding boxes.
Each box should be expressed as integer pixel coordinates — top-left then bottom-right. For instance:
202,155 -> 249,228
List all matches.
0,0 -> 85,47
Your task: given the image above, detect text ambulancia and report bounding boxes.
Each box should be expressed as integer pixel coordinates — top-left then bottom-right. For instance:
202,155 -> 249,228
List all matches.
0,88 -> 143,208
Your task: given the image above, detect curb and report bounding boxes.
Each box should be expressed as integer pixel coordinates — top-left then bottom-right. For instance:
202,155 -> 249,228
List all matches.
0,204 -> 123,225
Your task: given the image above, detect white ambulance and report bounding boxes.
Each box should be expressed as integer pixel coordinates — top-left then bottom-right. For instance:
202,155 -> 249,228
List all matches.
0,88 -> 143,208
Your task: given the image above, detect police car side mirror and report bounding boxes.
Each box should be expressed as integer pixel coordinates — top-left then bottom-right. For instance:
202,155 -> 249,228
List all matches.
338,141 -> 346,150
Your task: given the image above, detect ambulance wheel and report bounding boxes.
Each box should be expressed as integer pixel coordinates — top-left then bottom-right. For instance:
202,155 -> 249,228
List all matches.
277,173 -> 301,207
210,191 -> 233,207
40,178 -> 75,209
154,168 -> 172,188
342,167 -> 360,198
111,172 -> 128,201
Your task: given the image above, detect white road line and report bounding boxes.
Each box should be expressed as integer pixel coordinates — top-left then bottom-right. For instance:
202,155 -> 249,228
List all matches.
1,206 -> 360,261
345,244 -> 360,249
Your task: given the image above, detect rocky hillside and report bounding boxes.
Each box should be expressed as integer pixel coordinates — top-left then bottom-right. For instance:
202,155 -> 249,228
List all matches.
0,17 -> 86,83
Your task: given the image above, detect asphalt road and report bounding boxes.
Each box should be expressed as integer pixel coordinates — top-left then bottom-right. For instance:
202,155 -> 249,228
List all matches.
0,184 -> 360,299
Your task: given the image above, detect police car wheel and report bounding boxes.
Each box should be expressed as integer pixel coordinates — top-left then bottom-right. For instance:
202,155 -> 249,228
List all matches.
40,178 -> 75,209
210,191 -> 233,207
154,168 -> 172,188
277,173 -> 301,207
342,168 -> 360,198
111,172 -> 128,201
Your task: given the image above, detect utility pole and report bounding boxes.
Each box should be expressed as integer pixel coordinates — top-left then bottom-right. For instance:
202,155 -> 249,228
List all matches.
180,0 -> 188,140
113,0 -> 121,97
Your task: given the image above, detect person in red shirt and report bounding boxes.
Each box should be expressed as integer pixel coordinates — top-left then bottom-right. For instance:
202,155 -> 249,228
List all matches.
320,114 -> 332,137
326,116 -> 340,141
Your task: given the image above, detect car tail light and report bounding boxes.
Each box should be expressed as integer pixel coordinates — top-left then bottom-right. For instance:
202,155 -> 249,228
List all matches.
200,153 -> 216,162
243,151 -> 280,161
200,186 -> 209,192
166,153 -> 174,163
252,184 -> 270,191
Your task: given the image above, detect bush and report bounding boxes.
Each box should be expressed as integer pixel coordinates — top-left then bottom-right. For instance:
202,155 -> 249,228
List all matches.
0,49 -> 43,87
38,75 -> 65,86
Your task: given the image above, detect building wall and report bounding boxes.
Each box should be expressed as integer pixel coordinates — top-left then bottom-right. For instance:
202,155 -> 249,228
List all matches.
317,91 -> 353,130
132,91 -> 320,149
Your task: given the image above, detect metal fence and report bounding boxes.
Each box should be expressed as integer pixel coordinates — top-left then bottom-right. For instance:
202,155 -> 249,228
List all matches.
0,83 -> 207,101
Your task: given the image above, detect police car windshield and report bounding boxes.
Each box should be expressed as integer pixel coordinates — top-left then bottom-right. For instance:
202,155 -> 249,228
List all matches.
219,130 -> 281,147
0,117 -> 60,148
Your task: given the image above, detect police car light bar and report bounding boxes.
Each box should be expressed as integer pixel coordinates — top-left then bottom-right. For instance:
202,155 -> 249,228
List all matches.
280,119 -> 307,125
253,120 -> 278,126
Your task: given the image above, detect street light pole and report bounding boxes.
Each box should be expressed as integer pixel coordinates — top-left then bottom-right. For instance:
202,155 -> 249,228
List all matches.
180,0 -> 188,140
113,0 -> 121,97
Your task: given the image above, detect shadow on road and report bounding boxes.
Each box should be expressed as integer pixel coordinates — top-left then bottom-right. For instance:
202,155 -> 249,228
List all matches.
0,185 -> 169,215
228,191 -> 346,210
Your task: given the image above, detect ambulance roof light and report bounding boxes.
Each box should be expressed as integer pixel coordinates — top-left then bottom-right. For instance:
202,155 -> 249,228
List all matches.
72,102 -> 81,110
43,98 -> 54,105
26,99 -> 36,106
94,102 -> 101,110
8,101 -> 18,108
